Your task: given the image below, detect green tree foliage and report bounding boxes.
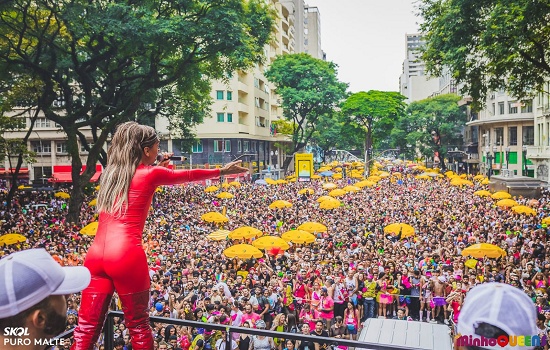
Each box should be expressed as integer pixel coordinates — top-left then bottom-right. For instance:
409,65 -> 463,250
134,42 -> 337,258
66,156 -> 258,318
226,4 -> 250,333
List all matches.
0,0 -> 274,221
341,90 -> 406,174
265,53 -> 348,170
310,113 -> 363,162
419,0 -> 550,106
390,94 -> 466,169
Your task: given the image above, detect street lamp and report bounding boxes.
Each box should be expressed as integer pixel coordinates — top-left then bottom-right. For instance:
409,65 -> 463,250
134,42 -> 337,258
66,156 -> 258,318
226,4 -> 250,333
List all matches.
504,147 -> 510,170
522,145 -> 528,176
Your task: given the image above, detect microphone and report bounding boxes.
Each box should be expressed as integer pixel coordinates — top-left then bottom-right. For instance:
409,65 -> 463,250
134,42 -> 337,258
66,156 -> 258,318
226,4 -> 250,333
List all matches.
156,155 -> 188,162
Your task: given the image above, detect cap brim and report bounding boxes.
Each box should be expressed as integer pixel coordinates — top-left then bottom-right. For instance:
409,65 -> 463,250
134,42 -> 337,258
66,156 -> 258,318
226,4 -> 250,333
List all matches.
52,266 -> 91,295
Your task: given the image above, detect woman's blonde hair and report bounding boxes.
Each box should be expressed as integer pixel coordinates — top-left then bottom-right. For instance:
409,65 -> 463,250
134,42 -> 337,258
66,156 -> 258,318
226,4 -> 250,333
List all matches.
97,121 -> 158,214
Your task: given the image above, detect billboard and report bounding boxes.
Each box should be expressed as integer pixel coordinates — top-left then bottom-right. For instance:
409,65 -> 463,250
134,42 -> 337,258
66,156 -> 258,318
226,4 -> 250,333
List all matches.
295,153 -> 314,182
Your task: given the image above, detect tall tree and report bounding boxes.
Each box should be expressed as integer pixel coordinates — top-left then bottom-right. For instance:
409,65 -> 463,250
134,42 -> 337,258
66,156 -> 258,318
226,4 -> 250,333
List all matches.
419,0 -> 550,106
390,94 -> 466,170
265,53 -> 348,171
0,0 -> 274,222
309,113 -> 363,163
341,91 -> 406,176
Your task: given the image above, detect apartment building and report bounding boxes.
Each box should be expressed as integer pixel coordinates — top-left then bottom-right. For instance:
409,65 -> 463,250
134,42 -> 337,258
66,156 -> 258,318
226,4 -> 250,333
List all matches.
466,91 -> 535,177
526,85 -> 550,182
399,33 -> 439,103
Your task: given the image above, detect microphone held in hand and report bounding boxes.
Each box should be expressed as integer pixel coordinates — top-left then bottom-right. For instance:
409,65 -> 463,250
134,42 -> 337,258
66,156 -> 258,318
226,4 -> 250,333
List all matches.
156,155 -> 187,162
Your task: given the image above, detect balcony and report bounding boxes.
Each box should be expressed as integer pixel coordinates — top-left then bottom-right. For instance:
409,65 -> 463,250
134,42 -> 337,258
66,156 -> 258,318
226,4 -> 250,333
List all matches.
237,80 -> 248,92
527,146 -> 550,160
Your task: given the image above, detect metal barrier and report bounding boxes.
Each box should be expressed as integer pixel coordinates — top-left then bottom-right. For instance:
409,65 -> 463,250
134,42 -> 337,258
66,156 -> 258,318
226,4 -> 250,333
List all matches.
52,311 -> 420,350
99,310 -> 417,350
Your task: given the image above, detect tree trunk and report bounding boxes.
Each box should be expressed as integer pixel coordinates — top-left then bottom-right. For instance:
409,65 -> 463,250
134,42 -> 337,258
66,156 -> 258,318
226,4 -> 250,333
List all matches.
5,154 -> 25,211
364,119 -> 373,178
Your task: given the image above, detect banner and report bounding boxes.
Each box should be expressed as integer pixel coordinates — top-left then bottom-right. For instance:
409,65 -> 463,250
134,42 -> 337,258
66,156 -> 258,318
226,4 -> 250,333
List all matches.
295,153 -> 313,182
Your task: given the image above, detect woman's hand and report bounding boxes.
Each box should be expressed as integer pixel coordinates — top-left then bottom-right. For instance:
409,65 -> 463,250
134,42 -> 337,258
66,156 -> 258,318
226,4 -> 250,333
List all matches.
220,161 -> 249,176
157,152 -> 173,168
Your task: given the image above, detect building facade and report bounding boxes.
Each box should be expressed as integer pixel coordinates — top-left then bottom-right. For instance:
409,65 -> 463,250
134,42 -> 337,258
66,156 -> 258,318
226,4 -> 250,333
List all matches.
526,85 -> 550,182
466,91 -> 535,177
399,33 -> 439,103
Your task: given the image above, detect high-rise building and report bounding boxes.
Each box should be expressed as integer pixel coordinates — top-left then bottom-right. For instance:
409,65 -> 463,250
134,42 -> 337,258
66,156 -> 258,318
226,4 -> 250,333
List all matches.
399,33 -> 439,103
527,86 -> 550,182
304,6 -> 323,59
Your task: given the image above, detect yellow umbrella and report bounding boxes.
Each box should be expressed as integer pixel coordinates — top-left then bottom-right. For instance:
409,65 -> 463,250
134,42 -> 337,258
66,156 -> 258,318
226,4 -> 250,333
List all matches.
276,179 -> 288,184
343,185 -> 361,192
492,191 -> 511,199
474,190 -> 492,197
444,171 -> 455,177
367,176 -> 381,182
229,226 -> 263,240
319,199 -> 341,210
322,183 -> 337,190
155,187 -> 163,193
221,182 -> 230,189
282,230 -> 316,244
481,178 -> 490,185
207,229 -> 231,241
329,189 -> 347,197
473,174 -> 486,181
415,175 -> 431,180
461,243 -> 506,259
205,186 -> 219,193
95,185 -> 100,191
511,205 -> 537,216
229,181 -> 241,188
542,217 -> 550,225
297,222 -> 327,233
217,192 -> 235,199
223,244 -> 263,259
311,174 -> 321,179
383,223 -> 415,238
201,212 -> 229,223
269,200 -> 293,209
496,199 -> 519,208
252,236 -> 290,250
378,172 -> 390,178
79,222 -> 99,236
316,195 -> 334,203
391,172 -> 402,178
54,192 -> 70,199
332,173 -> 343,179
265,178 -> 277,185
0,233 -> 26,246
88,198 -> 97,206
298,188 -> 314,195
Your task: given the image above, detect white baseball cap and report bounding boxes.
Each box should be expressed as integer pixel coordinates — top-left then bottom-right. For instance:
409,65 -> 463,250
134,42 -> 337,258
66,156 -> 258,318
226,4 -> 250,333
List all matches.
457,282 -> 538,350
0,248 -> 91,318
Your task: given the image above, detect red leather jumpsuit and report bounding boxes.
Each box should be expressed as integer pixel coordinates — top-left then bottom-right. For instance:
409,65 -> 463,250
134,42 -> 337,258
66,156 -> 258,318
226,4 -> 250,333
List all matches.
72,165 -> 221,350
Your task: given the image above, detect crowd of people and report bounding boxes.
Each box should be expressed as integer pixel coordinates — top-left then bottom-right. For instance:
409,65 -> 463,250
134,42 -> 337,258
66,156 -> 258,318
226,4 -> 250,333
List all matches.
1,163 -> 550,350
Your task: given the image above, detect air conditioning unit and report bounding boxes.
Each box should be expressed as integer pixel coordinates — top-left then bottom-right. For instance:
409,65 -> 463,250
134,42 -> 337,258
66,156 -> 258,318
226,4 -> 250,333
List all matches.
489,94 -> 495,99
52,100 -> 65,107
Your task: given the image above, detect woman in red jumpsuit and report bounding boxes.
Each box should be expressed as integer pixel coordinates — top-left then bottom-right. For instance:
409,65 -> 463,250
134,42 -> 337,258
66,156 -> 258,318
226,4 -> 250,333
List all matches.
72,122 -> 247,350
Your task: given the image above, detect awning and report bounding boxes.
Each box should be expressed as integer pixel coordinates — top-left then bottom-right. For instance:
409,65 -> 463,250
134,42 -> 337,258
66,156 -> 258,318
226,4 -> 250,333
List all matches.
0,168 -> 29,175
50,165 -> 102,183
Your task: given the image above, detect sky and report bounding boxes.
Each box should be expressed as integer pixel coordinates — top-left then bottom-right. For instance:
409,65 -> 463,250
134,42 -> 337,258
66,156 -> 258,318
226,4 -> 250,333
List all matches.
305,0 -> 420,93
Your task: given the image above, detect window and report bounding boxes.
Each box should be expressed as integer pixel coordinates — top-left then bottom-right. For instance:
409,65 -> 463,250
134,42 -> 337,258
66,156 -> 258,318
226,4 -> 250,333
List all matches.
217,113 -> 224,122
508,102 -> 518,114
243,141 -> 250,152
238,140 -> 242,153
521,101 -> 533,113
508,127 -> 517,146
227,91 -> 233,101
192,141 -> 203,153
225,140 -> 231,152
498,102 -> 505,115
80,142 -> 93,153
214,140 -> 224,152
523,126 -> 534,145
255,98 -> 260,108
491,103 -> 495,115
31,141 -> 51,154
227,113 -> 233,123
494,128 -> 504,145
56,141 -> 67,154
36,118 -> 50,128
216,91 -> 224,100
251,141 -> 256,152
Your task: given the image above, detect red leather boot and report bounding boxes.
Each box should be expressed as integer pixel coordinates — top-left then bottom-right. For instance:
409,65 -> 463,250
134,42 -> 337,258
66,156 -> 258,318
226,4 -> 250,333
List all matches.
118,290 -> 154,350
71,292 -> 113,350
